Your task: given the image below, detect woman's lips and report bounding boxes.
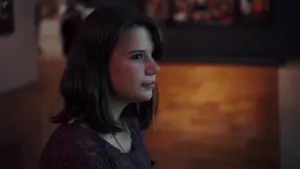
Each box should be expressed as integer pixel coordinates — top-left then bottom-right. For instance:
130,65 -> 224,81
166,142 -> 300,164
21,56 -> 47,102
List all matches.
141,82 -> 156,89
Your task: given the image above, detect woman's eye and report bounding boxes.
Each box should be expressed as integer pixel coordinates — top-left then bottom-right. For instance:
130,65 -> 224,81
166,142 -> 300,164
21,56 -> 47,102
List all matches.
130,54 -> 144,60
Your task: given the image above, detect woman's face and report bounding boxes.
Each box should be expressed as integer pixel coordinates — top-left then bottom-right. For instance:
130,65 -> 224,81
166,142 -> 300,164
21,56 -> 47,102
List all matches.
109,26 -> 160,103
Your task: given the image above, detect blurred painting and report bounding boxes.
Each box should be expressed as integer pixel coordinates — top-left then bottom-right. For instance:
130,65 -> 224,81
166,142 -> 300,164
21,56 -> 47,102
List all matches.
171,0 -> 235,25
236,0 -> 272,25
145,0 -> 170,22
143,0 -> 273,27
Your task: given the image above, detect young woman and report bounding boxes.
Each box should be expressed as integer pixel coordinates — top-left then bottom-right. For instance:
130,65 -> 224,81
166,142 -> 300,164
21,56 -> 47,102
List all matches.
39,6 -> 162,169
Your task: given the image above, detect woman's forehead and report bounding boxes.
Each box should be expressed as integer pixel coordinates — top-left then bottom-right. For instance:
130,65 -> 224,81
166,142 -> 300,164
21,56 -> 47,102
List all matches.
116,26 -> 154,53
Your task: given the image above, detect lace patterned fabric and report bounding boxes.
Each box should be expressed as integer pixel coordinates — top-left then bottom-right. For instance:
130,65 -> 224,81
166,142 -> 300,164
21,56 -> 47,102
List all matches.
39,118 -> 155,169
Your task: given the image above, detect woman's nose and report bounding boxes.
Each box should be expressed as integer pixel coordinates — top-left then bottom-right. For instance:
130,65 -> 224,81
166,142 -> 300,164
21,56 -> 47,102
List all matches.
146,60 -> 160,75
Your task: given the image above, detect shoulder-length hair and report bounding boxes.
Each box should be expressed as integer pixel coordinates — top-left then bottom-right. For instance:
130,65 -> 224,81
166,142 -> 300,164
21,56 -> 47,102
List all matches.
51,6 -> 163,133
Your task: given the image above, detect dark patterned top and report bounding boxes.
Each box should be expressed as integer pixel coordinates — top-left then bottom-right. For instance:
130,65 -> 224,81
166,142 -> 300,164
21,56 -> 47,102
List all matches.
39,118 -> 155,169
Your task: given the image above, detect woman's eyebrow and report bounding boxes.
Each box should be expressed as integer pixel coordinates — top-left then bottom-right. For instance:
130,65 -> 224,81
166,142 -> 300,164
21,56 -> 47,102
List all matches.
127,50 -> 147,54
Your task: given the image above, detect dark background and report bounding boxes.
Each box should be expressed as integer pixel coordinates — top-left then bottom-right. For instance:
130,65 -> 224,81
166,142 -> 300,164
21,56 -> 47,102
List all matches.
96,0 -> 299,65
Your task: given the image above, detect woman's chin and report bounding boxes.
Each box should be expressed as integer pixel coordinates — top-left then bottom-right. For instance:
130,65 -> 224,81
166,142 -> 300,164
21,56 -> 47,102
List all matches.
137,91 -> 153,101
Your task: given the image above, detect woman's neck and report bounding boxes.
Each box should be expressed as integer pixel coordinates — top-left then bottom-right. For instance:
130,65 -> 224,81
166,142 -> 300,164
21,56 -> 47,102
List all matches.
108,96 -> 128,123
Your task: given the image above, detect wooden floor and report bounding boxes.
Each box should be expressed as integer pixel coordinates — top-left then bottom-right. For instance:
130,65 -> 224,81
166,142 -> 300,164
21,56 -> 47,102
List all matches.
0,59 -> 280,169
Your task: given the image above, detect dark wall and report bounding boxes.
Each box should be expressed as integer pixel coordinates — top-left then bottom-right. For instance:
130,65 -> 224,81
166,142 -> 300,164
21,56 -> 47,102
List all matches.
280,0 -> 300,61
93,0 -> 139,8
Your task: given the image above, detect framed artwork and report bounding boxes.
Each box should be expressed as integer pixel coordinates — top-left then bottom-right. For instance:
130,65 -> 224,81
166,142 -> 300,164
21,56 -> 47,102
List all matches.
0,0 -> 14,36
143,0 -> 273,27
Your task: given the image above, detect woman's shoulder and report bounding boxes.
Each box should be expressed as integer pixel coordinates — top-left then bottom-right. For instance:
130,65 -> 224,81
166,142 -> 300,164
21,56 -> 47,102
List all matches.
43,123 -> 82,147
39,123 -> 110,168
40,124 -> 85,159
